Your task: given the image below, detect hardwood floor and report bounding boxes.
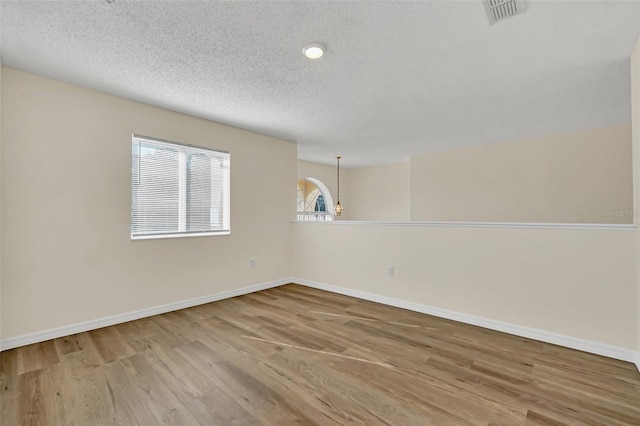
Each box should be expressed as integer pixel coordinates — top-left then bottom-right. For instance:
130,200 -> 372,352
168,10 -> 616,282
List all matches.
2,284 -> 639,425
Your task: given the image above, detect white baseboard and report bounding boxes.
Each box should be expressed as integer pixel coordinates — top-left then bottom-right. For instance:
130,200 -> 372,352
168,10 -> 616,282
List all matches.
292,278 -> 639,365
3,276 -> 639,373
0,278 -> 290,351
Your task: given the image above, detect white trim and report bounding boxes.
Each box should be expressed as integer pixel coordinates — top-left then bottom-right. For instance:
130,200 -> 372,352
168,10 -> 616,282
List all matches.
292,221 -> 636,231
131,230 -> 231,240
292,278 -> 639,364
0,278 -> 290,351
3,276 -> 638,369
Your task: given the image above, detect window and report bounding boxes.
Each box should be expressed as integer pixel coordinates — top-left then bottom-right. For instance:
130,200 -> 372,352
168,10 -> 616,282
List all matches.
297,178 -> 333,221
314,194 -> 326,212
131,135 -> 230,239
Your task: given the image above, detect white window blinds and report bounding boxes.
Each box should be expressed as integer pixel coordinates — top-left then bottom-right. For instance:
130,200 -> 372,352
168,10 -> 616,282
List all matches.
131,135 -> 230,239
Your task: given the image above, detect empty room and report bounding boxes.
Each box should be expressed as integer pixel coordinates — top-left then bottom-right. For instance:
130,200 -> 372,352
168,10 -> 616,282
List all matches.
1,0 -> 640,425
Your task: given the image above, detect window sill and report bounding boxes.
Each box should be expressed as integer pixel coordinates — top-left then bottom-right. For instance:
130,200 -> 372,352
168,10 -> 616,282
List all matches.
131,231 -> 231,240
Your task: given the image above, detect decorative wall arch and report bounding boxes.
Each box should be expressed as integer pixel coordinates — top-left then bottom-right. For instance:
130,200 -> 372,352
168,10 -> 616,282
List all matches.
297,177 -> 335,220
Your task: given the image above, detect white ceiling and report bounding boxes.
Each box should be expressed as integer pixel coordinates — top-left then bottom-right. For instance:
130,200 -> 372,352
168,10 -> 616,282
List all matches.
1,1 -> 639,167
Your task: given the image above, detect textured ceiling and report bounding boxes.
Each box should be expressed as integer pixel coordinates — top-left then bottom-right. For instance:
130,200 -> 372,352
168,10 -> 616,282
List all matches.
1,1 -> 639,167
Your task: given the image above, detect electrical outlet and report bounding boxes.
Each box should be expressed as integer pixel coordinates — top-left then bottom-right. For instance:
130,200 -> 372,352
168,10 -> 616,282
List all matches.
249,258 -> 256,269
387,265 -> 395,277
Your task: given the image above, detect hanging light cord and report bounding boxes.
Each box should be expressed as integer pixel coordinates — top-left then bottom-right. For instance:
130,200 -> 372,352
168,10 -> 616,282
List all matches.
334,156 -> 343,216
336,156 -> 341,203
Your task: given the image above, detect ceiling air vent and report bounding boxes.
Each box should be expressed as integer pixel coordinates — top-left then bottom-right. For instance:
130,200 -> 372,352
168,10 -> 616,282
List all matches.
483,0 -> 526,25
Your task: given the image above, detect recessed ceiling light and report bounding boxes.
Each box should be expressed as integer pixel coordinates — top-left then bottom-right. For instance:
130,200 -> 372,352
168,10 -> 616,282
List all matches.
302,43 -> 325,59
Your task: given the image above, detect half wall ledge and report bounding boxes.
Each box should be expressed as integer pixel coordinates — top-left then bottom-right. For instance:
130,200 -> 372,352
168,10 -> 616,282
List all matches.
292,221 -> 636,231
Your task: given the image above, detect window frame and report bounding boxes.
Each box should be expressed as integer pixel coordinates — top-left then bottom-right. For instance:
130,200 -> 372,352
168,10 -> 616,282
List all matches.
131,134 -> 230,240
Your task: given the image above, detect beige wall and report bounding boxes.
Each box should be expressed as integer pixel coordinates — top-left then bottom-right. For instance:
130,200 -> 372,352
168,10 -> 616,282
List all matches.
410,125 -> 633,224
0,67 -> 296,340
293,222 -> 637,350
345,161 -> 410,221
2,66 -> 638,363
631,37 -> 640,368
0,65 -> 3,338
302,126 -> 632,224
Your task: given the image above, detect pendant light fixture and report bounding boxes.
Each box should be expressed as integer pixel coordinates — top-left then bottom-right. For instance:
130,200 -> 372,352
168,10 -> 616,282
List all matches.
334,156 -> 343,216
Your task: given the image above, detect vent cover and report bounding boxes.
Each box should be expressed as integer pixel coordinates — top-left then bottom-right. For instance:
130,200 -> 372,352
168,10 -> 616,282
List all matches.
483,0 -> 526,25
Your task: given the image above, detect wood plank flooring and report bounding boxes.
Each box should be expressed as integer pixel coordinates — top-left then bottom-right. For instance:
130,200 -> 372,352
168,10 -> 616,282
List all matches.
1,284 -> 639,425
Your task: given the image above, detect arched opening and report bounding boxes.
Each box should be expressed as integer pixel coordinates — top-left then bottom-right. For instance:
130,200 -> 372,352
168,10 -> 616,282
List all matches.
297,178 -> 335,221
